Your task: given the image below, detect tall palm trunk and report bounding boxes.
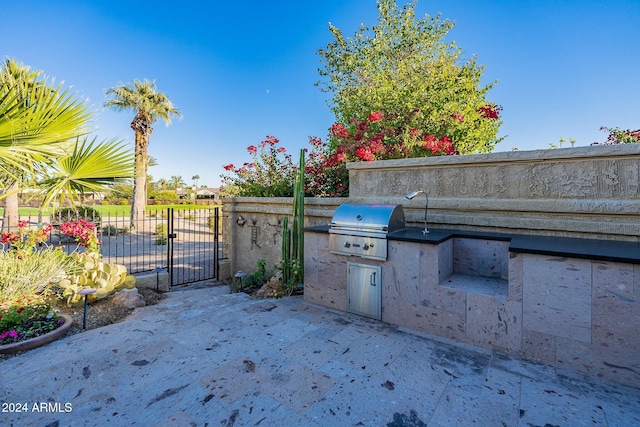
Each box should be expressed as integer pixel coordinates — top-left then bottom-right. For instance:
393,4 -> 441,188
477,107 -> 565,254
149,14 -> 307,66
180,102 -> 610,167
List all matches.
1,181 -> 19,233
130,111 -> 152,228
131,129 -> 148,229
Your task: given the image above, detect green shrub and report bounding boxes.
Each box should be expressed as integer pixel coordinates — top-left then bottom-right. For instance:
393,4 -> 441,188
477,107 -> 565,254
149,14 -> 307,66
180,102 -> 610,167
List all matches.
102,225 -> 117,235
231,259 -> 268,294
51,206 -> 102,228
119,199 -> 129,205
155,223 -> 167,245
155,223 -> 167,236
152,191 -> 178,204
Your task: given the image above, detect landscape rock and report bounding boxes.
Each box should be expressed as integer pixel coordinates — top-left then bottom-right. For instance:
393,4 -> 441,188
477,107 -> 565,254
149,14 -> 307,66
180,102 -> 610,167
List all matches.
112,288 -> 146,308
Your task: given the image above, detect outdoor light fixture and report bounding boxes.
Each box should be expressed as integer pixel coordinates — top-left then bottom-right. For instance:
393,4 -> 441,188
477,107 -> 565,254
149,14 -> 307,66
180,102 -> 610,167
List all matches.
405,190 -> 429,234
77,287 -> 97,330
234,271 -> 246,293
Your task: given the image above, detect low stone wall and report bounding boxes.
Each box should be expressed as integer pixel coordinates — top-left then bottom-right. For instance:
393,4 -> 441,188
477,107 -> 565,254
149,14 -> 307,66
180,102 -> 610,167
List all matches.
349,144 -> 640,241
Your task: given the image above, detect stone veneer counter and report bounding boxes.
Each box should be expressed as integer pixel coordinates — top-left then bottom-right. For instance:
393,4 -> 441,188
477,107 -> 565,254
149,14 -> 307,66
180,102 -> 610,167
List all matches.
305,226 -> 640,264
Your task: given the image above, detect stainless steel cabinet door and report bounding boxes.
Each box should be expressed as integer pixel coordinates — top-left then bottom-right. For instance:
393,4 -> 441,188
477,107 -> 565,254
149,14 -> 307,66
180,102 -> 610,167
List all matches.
347,262 -> 381,320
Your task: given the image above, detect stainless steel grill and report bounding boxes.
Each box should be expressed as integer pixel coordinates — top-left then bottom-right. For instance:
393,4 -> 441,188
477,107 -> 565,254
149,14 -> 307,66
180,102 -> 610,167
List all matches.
329,204 -> 405,261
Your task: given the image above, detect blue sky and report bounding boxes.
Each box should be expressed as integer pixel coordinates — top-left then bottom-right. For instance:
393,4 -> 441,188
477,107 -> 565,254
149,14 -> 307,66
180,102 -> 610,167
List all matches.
2,0 -> 639,188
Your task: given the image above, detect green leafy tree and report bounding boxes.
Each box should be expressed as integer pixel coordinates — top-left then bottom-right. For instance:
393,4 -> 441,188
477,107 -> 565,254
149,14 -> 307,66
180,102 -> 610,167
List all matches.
105,80 -> 181,227
316,0 -> 503,155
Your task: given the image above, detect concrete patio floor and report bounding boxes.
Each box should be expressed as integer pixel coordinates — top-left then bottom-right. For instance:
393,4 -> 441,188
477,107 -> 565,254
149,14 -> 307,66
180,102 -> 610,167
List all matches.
1,283 -> 639,427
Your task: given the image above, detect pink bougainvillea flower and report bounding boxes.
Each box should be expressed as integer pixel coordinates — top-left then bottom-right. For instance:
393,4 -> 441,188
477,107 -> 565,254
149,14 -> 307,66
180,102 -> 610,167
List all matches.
309,136 -> 323,147
247,145 -> 257,155
368,111 -> 383,123
331,123 -> 348,139
355,147 -> 374,161
264,135 -> 279,146
223,164 -> 235,171
451,113 -> 464,122
478,105 -> 501,119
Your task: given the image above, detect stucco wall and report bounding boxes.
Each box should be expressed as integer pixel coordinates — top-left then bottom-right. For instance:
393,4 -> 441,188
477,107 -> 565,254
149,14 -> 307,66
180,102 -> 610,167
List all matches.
220,197 -> 348,280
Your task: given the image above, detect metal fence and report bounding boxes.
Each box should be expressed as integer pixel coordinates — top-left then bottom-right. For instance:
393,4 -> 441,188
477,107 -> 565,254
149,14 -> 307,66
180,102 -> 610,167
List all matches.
0,207 -> 222,287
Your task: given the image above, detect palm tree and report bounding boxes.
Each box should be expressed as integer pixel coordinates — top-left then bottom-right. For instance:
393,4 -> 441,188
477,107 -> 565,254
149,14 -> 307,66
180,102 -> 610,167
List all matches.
170,175 -> 185,190
157,178 -> 168,191
104,80 -> 181,227
1,59 -> 133,232
0,58 -> 90,231
192,174 -> 200,188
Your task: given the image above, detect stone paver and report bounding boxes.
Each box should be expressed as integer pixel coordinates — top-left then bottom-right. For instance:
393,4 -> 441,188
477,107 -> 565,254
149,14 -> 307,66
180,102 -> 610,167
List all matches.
1,285 -> 639,426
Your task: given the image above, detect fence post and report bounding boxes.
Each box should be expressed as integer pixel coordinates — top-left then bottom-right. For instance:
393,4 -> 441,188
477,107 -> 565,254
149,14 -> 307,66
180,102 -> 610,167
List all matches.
167,208 -> 176,287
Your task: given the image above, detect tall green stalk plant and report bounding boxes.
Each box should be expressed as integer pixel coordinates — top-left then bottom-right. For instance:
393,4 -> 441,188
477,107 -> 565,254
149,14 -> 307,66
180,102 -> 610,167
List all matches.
280,149 -> 305,293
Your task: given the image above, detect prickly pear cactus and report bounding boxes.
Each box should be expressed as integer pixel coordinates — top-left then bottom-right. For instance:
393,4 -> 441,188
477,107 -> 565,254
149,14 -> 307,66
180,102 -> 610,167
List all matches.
59,252 -> 137,307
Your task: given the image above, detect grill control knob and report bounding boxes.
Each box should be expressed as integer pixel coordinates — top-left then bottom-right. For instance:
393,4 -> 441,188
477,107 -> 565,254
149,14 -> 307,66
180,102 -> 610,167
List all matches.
362,243 -> 370,250
344,241 -> 351,248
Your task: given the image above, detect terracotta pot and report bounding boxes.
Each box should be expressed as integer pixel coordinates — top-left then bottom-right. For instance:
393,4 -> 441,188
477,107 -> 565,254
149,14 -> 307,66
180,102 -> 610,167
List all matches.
0,314 -> 73,354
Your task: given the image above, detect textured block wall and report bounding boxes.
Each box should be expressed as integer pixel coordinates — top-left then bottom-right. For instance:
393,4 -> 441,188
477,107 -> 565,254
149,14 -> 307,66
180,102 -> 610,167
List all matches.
348,144 -> 640,241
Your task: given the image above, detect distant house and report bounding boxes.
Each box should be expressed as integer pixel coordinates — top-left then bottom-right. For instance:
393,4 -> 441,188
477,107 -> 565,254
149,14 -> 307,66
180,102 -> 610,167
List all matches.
175,187 -> 220,200
15,188 -> 105,207
196,188 -> 220,199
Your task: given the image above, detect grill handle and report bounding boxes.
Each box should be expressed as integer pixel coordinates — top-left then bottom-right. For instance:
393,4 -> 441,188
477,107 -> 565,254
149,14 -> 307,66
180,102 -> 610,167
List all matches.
370,272 -> 377,286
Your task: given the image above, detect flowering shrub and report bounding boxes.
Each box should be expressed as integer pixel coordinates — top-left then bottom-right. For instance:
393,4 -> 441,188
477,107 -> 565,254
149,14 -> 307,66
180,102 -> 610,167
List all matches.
592,126 -> 640,145
220,136 -> 298,197
221,106 -> 502,197
0,221 -> 52,258
0,297 -> 62,344
59,219 -> 101,254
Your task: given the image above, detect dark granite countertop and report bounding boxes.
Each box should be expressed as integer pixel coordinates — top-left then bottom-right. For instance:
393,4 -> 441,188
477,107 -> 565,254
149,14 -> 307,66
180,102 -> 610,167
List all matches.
304,225 -> 640,264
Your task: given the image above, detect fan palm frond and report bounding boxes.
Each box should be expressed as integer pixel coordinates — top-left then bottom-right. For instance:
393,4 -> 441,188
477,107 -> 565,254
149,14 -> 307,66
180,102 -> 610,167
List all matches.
39,137 -> 134,206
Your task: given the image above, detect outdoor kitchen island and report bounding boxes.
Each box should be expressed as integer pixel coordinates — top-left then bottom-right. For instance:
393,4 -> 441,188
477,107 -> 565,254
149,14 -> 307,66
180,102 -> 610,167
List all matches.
304,223 -> 640,388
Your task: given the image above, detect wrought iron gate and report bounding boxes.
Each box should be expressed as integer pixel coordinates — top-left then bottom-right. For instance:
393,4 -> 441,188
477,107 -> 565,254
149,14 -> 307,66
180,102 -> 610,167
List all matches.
164,207 -> 221,286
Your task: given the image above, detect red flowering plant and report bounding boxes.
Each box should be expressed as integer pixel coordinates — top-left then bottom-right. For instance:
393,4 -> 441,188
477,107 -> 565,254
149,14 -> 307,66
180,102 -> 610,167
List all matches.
59,219 -> 101,254
592,126 -> 640,145
0,296 -> 62,345
309,109 -> 472,195
327,109 -> 464,161
220,136 -> 298,197
303,135 -> 350,197
0,220 -> 53,258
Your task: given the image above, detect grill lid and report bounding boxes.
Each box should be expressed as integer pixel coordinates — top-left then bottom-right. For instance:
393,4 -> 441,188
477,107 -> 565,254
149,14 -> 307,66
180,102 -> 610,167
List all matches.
329,204 -> 405,236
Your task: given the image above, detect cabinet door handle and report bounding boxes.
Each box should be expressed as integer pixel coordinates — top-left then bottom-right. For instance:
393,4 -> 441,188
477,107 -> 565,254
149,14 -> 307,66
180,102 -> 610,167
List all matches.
370,272 -> 377,286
